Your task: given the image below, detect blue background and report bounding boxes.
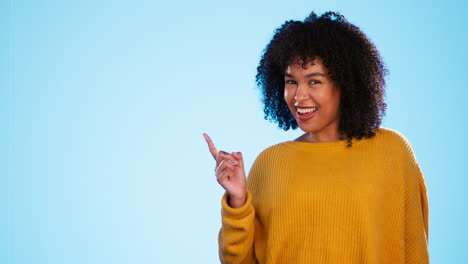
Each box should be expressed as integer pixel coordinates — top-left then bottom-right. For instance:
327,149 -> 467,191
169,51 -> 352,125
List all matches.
3,0 -> 467,263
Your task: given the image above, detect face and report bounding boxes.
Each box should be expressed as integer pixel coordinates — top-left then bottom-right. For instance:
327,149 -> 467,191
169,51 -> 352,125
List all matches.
284,57 -> 341,140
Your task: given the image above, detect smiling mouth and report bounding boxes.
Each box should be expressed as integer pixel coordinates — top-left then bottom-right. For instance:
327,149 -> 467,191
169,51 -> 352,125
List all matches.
296,107 -> 318,121
297,106 -> 318,114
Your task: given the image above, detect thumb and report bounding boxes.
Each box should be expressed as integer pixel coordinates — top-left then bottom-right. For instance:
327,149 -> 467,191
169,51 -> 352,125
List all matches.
232,152 -> 244,168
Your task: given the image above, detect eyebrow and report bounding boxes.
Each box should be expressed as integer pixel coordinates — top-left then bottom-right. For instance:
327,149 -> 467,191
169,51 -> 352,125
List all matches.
284,72 -> 326,78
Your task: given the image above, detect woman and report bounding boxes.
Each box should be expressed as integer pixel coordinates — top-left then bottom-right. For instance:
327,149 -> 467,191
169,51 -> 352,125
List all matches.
203,11 -> 429,264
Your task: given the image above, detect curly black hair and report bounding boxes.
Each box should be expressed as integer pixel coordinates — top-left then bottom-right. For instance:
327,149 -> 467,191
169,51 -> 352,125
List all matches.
255,11 -> 388,148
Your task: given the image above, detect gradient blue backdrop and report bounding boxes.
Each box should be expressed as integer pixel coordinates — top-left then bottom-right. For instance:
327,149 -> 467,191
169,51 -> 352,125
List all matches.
4,0 -> 467,263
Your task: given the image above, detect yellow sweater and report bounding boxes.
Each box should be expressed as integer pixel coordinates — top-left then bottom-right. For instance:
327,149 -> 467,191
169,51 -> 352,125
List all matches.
218,127 -> 429,263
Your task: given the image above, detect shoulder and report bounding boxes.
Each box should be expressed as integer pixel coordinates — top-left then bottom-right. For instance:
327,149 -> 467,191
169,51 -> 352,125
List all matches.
256,141 -> 291,158
376,126 -> 408,142
249,141 -> 292,168
378,126 -> 422,169
374,126 -> 414,151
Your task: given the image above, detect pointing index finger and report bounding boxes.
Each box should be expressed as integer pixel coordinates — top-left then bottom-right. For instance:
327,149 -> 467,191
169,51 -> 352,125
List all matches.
202,133 -> 218,160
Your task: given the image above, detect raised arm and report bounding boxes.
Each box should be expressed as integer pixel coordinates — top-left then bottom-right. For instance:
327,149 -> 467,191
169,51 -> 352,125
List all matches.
217,150 -> 267,264
202,133 -> 256,263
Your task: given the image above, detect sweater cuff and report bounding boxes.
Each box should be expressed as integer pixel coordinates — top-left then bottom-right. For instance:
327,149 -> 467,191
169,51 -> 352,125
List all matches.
221,191 -> 253,219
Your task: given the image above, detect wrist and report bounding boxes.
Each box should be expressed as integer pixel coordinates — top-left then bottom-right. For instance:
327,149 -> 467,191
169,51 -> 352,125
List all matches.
228,193 -> 247,208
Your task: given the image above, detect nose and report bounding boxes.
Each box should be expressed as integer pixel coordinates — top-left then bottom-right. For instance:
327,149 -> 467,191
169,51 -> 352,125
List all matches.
294,83 -> 309,102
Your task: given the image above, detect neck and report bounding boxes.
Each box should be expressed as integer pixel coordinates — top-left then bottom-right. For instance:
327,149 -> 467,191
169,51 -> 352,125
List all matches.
296,131 -> 345,143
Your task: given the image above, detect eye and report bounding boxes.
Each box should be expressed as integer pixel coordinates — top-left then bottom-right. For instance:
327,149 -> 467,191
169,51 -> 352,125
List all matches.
310,80 -> 321,85
285,80 -> 296,85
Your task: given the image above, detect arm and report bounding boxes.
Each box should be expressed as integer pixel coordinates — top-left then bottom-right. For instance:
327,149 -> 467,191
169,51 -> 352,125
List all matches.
403,145 -> 430,263
203,133 -> 258,263
218,151 -> 267,264
218,191 -> 256,264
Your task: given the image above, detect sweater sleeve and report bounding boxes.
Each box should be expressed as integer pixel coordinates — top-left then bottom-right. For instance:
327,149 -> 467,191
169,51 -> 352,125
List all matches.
218,191 -> 256,264
402,142 -> 430,263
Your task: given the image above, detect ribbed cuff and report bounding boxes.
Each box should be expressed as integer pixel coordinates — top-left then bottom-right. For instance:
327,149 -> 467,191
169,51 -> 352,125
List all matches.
221,191 -> 253,219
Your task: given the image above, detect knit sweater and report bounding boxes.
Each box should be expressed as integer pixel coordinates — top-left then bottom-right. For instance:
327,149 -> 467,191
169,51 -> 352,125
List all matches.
218,127 -> 429,264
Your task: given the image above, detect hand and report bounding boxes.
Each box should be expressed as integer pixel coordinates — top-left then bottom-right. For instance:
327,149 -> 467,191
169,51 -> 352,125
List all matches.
203,133 -> 247,207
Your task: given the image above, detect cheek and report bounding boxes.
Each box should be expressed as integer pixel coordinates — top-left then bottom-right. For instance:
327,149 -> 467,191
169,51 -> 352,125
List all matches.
283,88 -> 289,100
331,89 -> 341,106
321,88 -> 340,105
327,92 -> 341,113
284,90 -> 296,112
284,87 -> 294,102
283,89 -> 295,113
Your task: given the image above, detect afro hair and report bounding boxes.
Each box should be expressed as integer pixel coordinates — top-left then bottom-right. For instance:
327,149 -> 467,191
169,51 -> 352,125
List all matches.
255,11 -> 389,148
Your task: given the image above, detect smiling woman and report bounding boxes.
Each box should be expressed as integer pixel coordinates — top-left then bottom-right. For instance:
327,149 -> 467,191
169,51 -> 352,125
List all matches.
204,10 -> 429,264
283,56 -> 342,143
256,11 -> 388,148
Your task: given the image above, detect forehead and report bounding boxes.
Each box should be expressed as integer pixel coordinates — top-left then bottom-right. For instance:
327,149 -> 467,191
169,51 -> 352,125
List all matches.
285,56 -> 326,73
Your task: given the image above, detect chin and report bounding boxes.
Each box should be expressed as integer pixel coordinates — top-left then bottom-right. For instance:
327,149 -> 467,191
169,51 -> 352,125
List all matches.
296,124 -> 319,133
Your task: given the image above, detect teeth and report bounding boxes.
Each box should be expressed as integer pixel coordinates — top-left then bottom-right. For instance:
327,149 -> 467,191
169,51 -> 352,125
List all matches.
297,107 -> 318,114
